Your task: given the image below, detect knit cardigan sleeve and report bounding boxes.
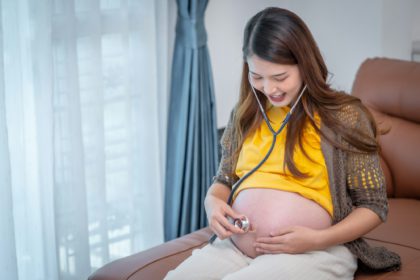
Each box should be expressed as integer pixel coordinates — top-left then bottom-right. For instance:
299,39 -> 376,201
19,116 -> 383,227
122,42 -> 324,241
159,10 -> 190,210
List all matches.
343,105 -> 389,222
212,108 -> 239,188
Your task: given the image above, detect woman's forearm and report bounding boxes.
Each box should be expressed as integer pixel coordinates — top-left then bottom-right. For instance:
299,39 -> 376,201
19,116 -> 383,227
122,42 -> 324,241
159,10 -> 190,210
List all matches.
205,183 -> 231,203
319,207 -> 382,248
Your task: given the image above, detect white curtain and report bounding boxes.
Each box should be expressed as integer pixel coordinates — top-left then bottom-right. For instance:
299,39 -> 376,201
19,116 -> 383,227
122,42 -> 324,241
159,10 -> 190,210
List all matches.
0,0 -> 167,279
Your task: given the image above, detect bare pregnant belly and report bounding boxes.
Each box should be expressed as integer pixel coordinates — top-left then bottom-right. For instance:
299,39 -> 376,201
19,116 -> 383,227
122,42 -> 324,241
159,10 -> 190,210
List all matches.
230,188 -> 332,258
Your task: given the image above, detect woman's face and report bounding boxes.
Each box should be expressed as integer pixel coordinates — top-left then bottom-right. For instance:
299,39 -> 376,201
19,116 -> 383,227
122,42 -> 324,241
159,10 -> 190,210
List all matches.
247,55 -> 303,107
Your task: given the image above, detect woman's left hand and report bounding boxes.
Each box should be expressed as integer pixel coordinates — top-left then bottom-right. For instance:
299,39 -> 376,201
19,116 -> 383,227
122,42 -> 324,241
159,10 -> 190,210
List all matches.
254,226 -> 324,254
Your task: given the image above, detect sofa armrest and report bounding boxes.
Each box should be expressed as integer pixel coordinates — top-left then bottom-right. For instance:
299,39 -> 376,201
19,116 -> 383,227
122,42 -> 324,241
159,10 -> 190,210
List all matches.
88,227 -> 213,280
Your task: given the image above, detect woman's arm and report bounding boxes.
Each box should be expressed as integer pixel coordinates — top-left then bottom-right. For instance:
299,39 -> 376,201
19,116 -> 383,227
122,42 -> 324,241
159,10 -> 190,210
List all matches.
205,183 -> 244,239
207,107 -> 244,239
319,207 -> 381,247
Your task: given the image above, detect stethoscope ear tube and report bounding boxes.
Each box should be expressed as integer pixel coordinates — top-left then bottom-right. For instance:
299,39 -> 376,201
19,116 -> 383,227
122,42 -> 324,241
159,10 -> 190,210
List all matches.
209,82 -> 307,244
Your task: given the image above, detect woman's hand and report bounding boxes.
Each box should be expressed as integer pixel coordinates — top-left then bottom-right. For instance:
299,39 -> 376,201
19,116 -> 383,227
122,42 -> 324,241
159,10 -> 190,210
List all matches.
254,207 -> 382,254
205,194 -> 245,240
254,226 -> 323,254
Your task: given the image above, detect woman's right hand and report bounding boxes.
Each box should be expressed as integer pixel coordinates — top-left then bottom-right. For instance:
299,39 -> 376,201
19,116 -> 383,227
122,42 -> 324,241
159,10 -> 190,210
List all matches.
205,194 -> 245,239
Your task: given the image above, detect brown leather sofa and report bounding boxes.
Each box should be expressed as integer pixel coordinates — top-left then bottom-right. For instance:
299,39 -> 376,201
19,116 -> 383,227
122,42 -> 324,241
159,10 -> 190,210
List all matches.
89,58 -> 420,280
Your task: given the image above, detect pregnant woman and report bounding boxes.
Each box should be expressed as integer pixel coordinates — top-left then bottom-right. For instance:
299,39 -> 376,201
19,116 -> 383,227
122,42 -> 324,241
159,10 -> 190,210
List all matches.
165,7 -> 400,280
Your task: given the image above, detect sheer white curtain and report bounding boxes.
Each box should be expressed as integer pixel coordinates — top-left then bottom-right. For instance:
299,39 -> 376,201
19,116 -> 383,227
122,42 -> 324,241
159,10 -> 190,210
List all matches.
0,0 -> 167,279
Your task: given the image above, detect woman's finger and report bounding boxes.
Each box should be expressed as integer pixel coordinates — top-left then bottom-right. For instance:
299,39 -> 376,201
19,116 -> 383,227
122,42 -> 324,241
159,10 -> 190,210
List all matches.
218,213 -> 244,234
223,207 -> 248,234
224,205 -> 243,220
269,226 -> 295,237
256,235 -> 285,244
255,242 -> 284,252
256,248 -> 284,254
213,221 -> 233,239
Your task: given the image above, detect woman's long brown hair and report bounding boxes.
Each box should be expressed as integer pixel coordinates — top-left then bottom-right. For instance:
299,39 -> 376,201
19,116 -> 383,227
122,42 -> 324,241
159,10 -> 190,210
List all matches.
233,7 -> 379,178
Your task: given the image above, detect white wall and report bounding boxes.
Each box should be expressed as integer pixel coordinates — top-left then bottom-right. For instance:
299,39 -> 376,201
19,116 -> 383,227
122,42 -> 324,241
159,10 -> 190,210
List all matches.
382,0 -> 415,59
201,0 -> 417,127
412,0 -> 420,48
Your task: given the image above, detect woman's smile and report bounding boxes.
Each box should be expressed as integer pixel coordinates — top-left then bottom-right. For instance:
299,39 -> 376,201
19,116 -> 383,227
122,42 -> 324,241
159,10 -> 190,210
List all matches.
267,92 -> 286,103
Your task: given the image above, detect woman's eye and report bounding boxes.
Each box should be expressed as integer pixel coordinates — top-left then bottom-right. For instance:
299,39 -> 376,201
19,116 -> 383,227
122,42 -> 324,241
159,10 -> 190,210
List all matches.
274,77 -> 287,82
252,76 -> 262,80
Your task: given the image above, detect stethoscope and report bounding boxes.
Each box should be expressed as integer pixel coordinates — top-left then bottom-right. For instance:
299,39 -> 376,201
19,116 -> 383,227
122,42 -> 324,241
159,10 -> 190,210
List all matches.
209,74 -> 307,243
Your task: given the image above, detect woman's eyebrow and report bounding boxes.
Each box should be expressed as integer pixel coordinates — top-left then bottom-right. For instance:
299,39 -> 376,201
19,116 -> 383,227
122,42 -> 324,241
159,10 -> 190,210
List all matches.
249,71 -> 287,77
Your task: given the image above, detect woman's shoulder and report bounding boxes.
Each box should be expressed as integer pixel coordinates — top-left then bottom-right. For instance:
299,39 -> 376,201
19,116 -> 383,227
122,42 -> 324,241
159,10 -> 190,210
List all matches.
332,94 -> 377,141
333,93 -> 370,129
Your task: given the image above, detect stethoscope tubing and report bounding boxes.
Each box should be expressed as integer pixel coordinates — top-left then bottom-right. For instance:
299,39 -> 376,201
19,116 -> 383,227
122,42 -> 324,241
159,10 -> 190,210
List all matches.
209,78 -> 307,243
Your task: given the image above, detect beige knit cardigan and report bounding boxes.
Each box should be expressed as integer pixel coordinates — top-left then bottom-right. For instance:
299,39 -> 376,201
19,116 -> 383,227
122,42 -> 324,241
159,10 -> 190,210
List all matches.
213,103 -> 401,272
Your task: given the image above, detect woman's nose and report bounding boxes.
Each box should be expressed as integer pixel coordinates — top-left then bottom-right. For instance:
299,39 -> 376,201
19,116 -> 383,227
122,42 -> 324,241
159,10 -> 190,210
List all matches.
263,80 -> 278,95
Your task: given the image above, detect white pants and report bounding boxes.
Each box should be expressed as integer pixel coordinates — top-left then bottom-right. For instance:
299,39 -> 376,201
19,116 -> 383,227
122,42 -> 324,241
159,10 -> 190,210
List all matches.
164,237 -> 357,280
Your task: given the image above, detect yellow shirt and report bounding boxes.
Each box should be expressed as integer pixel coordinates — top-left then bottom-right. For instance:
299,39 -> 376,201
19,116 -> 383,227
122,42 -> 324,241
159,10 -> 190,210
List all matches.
234,106 -> 333,216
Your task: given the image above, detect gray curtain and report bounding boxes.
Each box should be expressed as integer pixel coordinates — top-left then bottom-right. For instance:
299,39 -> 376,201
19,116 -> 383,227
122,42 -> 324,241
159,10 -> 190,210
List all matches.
164,0 -> 218,241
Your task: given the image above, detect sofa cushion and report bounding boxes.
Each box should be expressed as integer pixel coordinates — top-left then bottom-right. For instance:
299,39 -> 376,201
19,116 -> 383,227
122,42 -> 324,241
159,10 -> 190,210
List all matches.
88,228 -> 211,280
352,58 -> 420,199
356,198 -> 420,279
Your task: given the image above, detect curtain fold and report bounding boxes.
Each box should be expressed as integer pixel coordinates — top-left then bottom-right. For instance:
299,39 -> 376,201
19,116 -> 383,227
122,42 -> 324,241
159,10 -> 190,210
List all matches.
0,0 -> 167,279
0,9 -> 18,276
164,0 -> 218,241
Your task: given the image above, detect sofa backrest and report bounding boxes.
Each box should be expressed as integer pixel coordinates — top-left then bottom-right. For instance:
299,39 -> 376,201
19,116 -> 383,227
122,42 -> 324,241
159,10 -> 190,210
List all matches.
351,58 -> 420,199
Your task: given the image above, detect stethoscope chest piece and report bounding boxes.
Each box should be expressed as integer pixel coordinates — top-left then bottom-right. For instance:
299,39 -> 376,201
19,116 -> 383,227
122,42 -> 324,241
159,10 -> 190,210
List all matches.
233,216 -> 250,232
